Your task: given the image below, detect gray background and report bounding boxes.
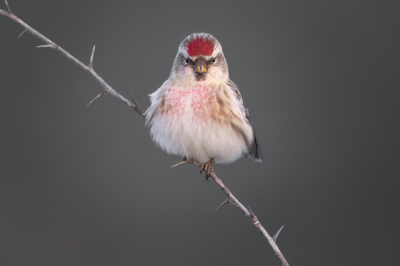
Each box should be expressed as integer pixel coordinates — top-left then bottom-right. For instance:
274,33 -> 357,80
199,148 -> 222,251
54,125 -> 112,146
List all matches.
1,0 -> 399,265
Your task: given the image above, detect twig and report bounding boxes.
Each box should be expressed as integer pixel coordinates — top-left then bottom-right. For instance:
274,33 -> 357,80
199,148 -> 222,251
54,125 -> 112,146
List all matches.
177,159 -> 289,266
0,4 -> 144,117
4,0 -> 10,13
1,2 -> 289,265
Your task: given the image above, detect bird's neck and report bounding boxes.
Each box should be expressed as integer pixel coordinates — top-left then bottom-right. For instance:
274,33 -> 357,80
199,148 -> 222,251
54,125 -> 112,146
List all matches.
169,77 -> 228,89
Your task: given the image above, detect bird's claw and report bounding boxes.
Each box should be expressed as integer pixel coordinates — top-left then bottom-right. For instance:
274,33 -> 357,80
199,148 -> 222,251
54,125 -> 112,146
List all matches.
199,158 -> 215,180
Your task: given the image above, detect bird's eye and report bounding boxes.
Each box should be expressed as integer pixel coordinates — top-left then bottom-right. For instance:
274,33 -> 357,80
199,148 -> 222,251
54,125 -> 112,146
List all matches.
185,58 -> 189,64
211,57 -> 216,63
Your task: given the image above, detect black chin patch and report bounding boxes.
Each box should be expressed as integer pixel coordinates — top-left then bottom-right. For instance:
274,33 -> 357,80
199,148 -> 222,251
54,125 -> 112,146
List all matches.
195,73 -> 207,81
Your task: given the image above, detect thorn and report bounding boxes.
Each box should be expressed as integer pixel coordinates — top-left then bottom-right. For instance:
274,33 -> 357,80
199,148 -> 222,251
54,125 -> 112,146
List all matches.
86,91 -> 107,107
89,45 -> 95,68
170,160 -> 191,168
128,91 -> 144,117
36,44 -> 55,49
128,91 -> 140,108
247,205 -> 257,221
18,29 -> 27,38
247,205 -> 254,217
273,225 -> 284,242
5,0 -> 11,13
215,199 -> 230,212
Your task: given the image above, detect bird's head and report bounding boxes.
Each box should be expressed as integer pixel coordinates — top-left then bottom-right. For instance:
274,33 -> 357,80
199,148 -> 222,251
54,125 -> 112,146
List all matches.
170,33 -> 229,85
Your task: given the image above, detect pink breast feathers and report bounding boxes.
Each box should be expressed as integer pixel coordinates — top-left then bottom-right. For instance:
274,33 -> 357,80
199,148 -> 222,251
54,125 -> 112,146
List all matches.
191,86 -> 214,121
164,86 -> 216,121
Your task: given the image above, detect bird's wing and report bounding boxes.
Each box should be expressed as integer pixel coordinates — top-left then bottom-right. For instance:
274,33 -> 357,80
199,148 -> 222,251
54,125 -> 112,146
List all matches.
227,80 -> 263,162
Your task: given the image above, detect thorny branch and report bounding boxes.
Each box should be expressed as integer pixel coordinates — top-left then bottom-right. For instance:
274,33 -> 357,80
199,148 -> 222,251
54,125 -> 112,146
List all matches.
0,1 -> 144,117
0,2 -> 289,266
172,159 -> 289,266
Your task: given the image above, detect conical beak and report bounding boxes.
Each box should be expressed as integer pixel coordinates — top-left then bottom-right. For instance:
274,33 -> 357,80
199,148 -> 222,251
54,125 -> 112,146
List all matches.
195,61 -> 207,74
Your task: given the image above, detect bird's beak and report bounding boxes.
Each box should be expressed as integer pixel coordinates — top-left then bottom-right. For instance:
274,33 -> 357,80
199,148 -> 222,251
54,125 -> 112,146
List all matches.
194,59 -> 207,74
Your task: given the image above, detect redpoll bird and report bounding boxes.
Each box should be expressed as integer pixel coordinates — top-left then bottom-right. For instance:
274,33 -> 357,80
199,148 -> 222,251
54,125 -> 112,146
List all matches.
145,33 -> 262,175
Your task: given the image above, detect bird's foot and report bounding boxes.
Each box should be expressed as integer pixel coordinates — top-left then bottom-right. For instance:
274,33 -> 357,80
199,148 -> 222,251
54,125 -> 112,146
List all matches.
199,158 -> 215,180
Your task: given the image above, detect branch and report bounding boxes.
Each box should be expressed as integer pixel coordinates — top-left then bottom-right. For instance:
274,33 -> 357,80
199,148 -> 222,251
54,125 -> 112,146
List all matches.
0,4 -> 144,117
172,159 -> 289,266
1,2 -> 289,265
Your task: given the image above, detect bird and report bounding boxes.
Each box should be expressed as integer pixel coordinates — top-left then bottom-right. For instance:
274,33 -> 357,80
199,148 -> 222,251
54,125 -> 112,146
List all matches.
145,33 -> 262,177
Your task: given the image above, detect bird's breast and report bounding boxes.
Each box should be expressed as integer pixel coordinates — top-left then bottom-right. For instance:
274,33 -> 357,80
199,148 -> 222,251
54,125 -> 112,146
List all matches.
146,82 -> 253,163
160,86 -> 217,121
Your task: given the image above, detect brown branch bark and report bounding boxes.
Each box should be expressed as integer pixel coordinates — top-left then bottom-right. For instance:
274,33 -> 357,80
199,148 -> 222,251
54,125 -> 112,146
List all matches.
0,3 -> 289,265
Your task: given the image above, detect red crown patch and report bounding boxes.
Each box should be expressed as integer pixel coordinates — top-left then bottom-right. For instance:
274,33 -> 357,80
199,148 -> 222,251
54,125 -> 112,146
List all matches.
187,38 -> 214,57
